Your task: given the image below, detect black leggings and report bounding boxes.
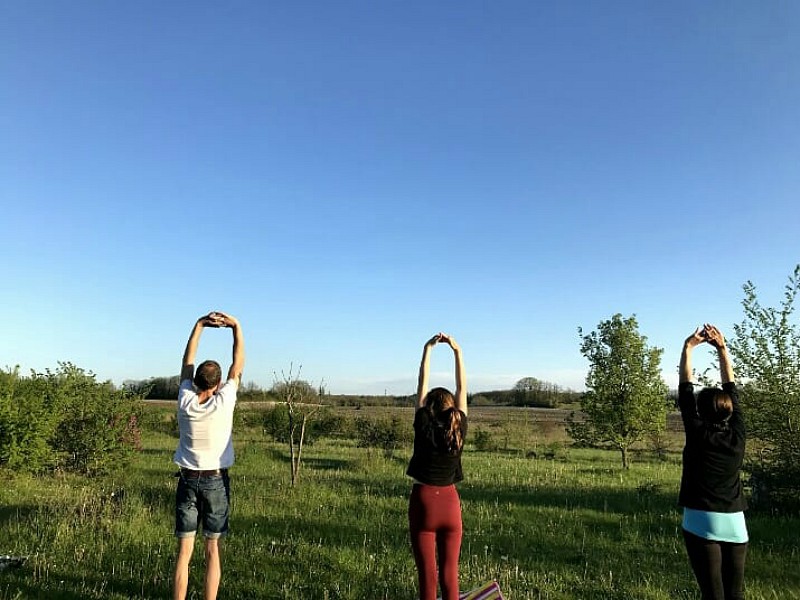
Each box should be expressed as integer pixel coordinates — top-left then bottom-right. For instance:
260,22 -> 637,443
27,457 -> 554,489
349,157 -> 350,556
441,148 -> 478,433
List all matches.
683,529 -> 748,600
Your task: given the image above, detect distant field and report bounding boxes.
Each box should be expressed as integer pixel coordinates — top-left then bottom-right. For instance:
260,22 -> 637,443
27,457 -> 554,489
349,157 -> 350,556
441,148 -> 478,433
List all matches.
0,404 -> 796,599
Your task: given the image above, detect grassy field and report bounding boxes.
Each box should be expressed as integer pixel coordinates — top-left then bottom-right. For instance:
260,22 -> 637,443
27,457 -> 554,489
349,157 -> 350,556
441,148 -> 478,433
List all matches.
0,405 -> 798,599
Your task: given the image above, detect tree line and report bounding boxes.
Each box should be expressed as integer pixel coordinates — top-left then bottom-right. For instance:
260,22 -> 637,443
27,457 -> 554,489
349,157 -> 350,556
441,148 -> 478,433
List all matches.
122,375 -> 580,408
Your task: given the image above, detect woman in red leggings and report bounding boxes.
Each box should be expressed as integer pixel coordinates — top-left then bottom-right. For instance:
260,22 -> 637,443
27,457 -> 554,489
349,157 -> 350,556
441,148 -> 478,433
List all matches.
406,333 -> 468,600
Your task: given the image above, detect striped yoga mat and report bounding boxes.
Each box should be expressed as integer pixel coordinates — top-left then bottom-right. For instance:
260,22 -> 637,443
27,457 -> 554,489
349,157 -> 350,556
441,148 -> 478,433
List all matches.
438,580 -> 505,600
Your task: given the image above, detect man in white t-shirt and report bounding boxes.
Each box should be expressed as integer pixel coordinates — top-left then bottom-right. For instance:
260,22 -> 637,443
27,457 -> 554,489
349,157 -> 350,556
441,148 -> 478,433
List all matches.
172,311 -> 244,600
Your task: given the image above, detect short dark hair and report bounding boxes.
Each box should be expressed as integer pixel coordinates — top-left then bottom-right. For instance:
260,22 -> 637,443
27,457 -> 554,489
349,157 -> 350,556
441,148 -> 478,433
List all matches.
194,360 -> 222,391
697,387 -> 733,424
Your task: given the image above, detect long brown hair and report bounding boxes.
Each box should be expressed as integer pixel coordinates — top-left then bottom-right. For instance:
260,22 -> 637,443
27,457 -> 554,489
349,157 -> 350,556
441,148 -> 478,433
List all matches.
424,387 -> 464,454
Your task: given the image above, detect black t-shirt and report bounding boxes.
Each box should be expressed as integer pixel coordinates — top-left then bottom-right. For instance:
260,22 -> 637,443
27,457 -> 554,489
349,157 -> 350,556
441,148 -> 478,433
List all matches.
678,381 -> 747,512
406,408 -> 468,486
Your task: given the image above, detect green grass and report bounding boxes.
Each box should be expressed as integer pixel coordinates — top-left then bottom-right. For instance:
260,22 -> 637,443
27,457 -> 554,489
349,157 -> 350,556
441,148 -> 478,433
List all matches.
0,407 -> 798,599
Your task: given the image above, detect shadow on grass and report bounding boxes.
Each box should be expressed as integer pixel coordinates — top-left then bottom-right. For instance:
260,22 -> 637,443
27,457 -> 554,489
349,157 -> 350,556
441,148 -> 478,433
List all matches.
0,503 -> 38,525
461,479 -> 676,514
301,457 -> 355,471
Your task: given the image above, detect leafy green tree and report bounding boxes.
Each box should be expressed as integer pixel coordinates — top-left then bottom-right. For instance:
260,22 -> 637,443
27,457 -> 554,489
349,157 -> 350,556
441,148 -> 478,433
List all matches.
728,265 -> 800,508
569,314 -> 669,468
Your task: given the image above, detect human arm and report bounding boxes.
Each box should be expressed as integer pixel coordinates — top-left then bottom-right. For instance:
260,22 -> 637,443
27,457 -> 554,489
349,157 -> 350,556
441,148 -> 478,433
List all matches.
679,326 -> 707,384
416,334 -> 441,408
703,324 -> 734,384
215,312 -> 245,386
180,313 -> 223,381
439,333 -> 467,416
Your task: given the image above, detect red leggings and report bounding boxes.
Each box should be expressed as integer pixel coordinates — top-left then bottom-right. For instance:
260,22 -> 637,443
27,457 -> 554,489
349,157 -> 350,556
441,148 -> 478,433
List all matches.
408,484 -> 462,600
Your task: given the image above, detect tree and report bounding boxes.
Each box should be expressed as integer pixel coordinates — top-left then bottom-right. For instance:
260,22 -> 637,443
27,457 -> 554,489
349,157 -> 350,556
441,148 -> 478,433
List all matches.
728,265 -> 800,509
513,377 -> 562,408
270,365 -> 322,486
569,314 -> 669,468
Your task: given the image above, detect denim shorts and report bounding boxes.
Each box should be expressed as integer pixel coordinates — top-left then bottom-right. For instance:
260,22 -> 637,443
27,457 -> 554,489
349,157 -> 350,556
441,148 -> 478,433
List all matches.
175,470 -> 230,539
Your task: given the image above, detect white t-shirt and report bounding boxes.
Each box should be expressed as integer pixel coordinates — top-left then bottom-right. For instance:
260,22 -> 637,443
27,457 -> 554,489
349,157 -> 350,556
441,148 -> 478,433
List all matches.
173,378 -> 238,470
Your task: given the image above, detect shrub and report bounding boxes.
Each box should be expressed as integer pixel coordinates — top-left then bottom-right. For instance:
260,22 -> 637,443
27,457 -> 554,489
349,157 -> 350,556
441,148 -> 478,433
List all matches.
0,363 -> 143,476
355,416 -> 411,458
472,428 -> 495,452
0,368 -> 60,472
50,363 -> 142,475
263,405 -> 343,445
263,405 -> 291,443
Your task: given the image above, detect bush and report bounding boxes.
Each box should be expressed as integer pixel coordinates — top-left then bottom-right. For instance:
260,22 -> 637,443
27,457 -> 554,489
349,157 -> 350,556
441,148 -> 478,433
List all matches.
0,368 -> 60,472
138,406 -> 179,437
263,405 -> 291,442
472,428 -> 495,452
355,416 -> 411,458
263,405 -> 344,445
49,364 -> 142,474
0,363 -> 143,476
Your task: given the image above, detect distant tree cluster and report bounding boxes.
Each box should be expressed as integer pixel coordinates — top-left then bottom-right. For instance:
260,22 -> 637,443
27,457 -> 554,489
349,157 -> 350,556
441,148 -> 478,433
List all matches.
123,375 -> 181,400
512,377 -> 579,408
468,382 -> 579,408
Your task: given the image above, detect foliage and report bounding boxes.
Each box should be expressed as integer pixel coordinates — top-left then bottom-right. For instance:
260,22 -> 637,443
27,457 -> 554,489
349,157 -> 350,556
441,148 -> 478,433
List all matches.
270,378 -> 319,402
263,405 -> 344,445
472,428 -> 495,452
51,364 -> 142,474
0,368 -> 60,472
729,265 -> 800,510
512,377 -> 567,408
123,375 -> 180,400
568,314 -> 669,469
0,363 -> 142,475
354,415 -> 411,458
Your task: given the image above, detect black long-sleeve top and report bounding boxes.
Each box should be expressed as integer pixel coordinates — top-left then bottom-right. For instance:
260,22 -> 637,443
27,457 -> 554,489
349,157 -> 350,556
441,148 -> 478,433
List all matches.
678,381 -> 747,512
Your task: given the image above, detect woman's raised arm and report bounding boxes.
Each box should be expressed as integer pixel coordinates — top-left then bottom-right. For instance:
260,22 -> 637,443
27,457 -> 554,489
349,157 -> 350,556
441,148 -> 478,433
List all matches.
440,334 -> 467,416
680,326 -> 706,384
704,324 -> 734,384
416,334 -> 442,408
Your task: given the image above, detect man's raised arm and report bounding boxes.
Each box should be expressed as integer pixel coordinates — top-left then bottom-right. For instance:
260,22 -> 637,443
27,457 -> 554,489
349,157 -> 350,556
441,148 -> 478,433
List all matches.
216,312 -> 245,386
180,313 -> 222,382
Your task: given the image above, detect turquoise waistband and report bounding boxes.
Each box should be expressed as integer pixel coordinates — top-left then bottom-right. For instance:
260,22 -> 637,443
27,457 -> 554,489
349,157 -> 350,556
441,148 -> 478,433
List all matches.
682,508 -> 748,543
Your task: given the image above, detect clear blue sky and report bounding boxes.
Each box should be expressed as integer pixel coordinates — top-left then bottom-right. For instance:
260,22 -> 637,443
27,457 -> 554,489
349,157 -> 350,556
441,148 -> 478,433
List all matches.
2,2 -> 799,395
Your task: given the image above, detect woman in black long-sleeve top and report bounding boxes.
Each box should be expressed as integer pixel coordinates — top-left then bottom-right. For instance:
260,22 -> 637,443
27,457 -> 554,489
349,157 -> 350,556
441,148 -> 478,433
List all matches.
678,324 -> 748,600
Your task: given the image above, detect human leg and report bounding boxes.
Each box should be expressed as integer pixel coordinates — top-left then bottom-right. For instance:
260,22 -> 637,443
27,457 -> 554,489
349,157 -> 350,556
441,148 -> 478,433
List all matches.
204,538 -> 221,600
683,529 -> 725,600
174,475 -> 200,600
435,487 -> 462,600
199,472 -> 229,600
173,537 -> 195,600
409,485 -> 438,600
720,541 -> 747,600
